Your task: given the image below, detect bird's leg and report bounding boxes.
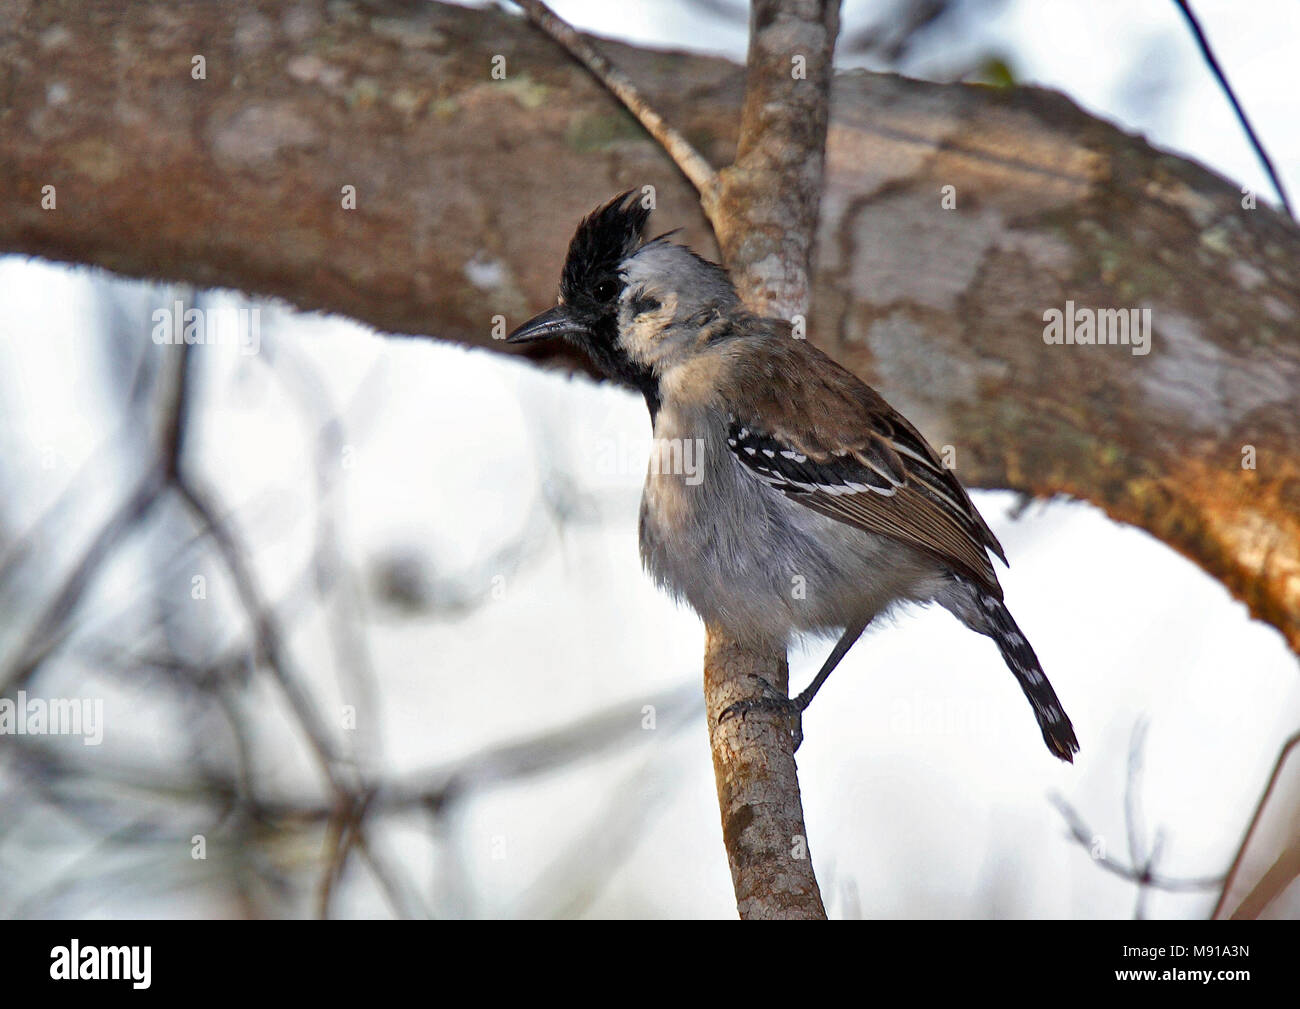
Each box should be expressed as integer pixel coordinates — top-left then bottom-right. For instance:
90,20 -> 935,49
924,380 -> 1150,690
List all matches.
718,618 -> 870,750
791,617 -> 869,712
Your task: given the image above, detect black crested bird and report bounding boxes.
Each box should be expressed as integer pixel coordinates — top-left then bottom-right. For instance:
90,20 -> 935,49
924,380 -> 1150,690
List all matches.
507,191 -> 1078,761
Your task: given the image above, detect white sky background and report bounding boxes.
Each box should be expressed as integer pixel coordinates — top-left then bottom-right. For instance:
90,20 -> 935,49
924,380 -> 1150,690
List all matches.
0,1 -> 1297,918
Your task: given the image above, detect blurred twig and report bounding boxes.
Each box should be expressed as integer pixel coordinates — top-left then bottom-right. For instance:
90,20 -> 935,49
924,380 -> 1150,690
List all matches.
173,469 -> 426,919
1051,793 -> 1223,894
8,683 -> 701,821
1123,719 -> 1156,918
1052,720 -> 1223,914
0,283 -> 705,918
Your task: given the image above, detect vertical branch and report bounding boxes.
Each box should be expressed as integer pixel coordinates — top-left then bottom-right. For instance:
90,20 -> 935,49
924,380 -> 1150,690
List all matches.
702,0 -> 841,919
512,0 -> 841,917
714,0 -> 842,317
705,631 -> 825,918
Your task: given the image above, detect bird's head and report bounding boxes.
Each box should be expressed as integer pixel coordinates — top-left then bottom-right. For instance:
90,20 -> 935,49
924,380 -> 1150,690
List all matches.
507,191 -> 739,410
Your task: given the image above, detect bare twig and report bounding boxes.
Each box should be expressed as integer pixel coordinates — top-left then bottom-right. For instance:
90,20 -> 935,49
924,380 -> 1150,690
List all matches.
6,683 -> 702,822
0,468 -> 164,696
1123,719 -> 1156,918
512,0 -> 720,207
1172,0 -> 1293,218
1050,794 -> 1224,895
1212,730 -> 1300,920
1051,721 -> 1226,912
1226,844 -> 1300,921
388,683 -> 702,809
172,478 -> 346,779
1123,719 -> 1148,874
316,789 -> 376,919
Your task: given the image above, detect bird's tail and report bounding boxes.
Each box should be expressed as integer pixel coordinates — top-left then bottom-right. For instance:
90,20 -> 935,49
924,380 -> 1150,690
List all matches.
944,580 -> 1080,762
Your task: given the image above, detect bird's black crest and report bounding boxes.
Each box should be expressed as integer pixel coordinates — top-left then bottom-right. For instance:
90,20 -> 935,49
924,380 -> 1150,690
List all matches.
560,190 -> 651,304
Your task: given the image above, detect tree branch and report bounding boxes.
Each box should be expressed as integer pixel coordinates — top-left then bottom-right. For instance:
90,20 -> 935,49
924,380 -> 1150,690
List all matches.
1171,0 -> 1293,218
1051,793 -> 1224,894
689,0 -> 842,919
704,631 -> 825,917
511,0 -> 720,208
1213,731 -> 1300,919
505,0 -> 840,917
713,0 -> 841,318
5,2 -> 1292,660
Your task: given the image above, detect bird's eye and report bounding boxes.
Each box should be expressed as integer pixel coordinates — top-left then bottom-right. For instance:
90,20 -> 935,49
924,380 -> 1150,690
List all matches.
594,279 -> 619,302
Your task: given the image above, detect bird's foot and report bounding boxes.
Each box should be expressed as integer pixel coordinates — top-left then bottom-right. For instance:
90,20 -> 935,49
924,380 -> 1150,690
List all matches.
718,689 -> 805,751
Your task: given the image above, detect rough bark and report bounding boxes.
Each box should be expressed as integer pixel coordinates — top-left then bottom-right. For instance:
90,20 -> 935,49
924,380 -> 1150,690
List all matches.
713,0 -> 840,318
704,630 -> 823,918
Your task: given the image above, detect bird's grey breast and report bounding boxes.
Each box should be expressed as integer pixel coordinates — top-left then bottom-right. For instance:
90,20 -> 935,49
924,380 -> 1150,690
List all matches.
636,351 -> 953,642
638,395 -> 761,630
637,381 -> 831,640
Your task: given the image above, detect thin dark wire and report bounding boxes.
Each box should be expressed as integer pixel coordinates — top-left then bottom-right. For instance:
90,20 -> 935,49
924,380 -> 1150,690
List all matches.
1172,0 -> 1293,219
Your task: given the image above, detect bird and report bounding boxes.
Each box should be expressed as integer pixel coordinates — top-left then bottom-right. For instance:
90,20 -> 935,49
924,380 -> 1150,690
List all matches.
506,191 -> 1079,762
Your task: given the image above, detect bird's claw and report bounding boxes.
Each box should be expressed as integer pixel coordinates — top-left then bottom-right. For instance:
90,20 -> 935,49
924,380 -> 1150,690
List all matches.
718,695 -> 805,751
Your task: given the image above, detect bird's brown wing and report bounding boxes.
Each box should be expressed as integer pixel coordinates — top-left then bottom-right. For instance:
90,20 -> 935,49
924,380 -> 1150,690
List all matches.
722,332 -> 1007,597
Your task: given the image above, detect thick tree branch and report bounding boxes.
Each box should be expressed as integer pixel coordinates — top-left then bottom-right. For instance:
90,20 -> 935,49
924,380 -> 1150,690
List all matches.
4,3 -> 1293,661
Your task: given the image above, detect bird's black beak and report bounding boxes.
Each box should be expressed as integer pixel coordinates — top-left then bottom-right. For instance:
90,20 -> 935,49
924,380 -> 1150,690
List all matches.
505,305 -> 590,344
